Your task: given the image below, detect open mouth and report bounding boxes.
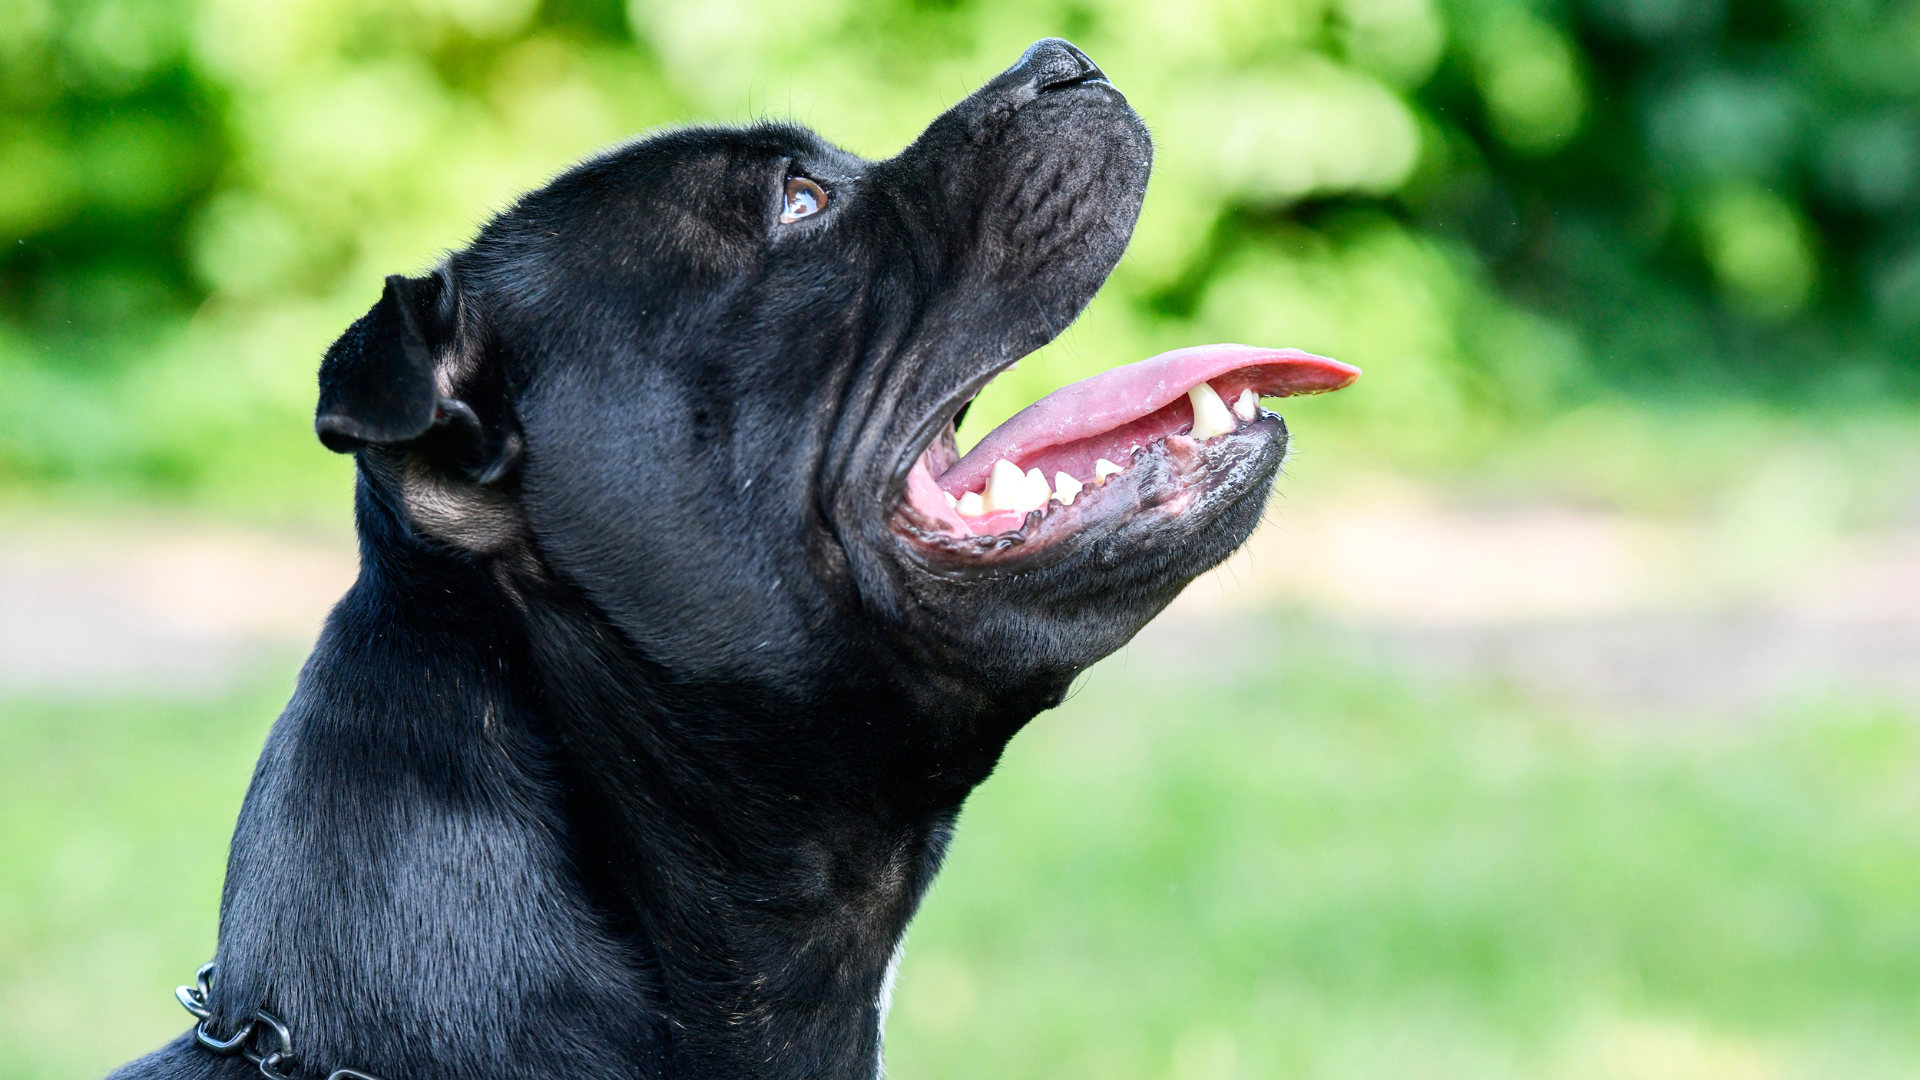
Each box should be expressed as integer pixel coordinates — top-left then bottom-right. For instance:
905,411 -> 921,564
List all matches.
893,344 -> 1360,561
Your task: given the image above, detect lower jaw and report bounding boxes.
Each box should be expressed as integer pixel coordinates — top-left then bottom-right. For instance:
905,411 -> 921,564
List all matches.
892,416 -> 1288,576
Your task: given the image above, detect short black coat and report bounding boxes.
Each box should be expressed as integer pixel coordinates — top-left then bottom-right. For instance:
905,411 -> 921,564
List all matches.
111,39 -> 1292,1080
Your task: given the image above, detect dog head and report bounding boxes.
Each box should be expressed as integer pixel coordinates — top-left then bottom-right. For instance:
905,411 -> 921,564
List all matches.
315,39 -> 1354,712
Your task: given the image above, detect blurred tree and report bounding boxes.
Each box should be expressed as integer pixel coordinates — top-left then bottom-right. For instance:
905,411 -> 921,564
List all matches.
0,0 -> 1914,502
0,0 -> 223,356
1414,0 -> 1920,396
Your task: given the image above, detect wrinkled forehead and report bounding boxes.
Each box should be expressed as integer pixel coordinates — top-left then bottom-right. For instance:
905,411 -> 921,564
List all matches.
466,121 -> 892,402
478,124 -> 863,272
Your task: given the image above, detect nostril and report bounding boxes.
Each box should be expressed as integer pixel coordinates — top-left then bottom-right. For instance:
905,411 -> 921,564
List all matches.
1015,37 -> 1108,92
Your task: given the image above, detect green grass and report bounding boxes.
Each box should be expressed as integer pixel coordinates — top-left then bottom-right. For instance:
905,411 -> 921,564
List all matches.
887,621 -> 1920,1079
4,623 -> 1918,1079
0,673 -> 289,1079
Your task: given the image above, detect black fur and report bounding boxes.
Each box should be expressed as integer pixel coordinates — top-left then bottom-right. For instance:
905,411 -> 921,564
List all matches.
113,41 -> 1289,1080
314,275 -> 443,454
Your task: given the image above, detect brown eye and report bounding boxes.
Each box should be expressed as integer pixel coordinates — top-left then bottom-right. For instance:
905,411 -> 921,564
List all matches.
781,177 -> 826,223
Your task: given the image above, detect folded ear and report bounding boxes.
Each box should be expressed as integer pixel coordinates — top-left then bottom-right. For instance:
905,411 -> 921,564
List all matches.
315,274 -> 444,453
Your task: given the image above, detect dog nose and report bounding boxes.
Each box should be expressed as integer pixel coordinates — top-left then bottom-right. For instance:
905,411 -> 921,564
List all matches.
1011,38 -> 1108,92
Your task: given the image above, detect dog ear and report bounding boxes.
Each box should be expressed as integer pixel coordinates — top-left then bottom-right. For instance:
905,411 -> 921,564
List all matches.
315,274 -> 446,454
316,272 -> 523,486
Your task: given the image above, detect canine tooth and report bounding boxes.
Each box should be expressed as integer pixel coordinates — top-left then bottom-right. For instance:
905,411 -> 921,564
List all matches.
1094,458 -> 1124,483
984,458 -> 1047,514
982,459 -> 1023,511
957,491 -> 984,516
1232,388 -> 1258,422
1054,472 -> 1083,505
944,491 -> 958,508
1188,381 -> 1237,440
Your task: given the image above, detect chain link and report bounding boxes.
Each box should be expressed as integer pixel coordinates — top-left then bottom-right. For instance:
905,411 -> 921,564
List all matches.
176,963 -> 389,1080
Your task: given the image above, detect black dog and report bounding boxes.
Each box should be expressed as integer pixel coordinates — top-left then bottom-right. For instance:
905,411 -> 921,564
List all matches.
113,39 -> 1354,1080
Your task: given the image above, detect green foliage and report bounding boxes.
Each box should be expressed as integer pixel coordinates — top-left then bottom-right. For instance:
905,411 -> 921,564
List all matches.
1,0 -> 1916,504
1415,0 -> 1920,397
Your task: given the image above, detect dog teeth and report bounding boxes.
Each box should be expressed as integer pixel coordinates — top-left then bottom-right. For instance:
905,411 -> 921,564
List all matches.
944,491 -> 958,509
1053,472 -> 1083,505
957,491 -> 984,516
984,458 -> 1049,514
1187,381 -> 1237,440
982,458 -> 1023,511
1024,468 -> 1054,510
1232,388 -> 1258,422
1093,458 -> 1124,484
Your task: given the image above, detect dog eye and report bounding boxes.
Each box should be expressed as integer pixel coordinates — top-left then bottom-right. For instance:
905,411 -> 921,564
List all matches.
780,177 -> 827,223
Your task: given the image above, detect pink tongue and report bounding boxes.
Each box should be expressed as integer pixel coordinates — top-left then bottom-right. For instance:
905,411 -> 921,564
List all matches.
939,344 -> 1358,495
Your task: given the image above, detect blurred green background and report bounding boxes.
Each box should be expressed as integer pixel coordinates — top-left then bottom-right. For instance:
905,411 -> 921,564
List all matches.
3,0 -> 1920,1076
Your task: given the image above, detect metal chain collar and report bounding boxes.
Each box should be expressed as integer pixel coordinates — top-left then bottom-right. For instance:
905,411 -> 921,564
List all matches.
175,963 -> 388,1080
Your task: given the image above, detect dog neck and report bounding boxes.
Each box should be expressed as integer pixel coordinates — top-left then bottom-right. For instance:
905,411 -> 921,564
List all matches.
207,482 -> 1021,1080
